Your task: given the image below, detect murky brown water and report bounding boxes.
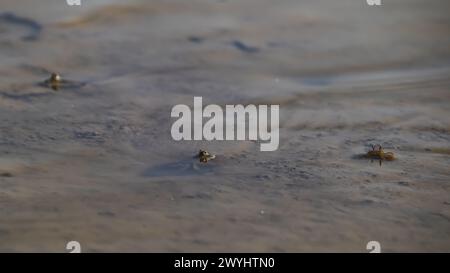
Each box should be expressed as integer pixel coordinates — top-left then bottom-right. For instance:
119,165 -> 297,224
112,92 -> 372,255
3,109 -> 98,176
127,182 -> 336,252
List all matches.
1,0 -> 450,252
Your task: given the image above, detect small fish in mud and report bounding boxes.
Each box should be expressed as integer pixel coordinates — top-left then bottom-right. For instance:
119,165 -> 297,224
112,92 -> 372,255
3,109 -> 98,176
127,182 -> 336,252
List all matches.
197,150 -> 216,163
365,144 -> 395,166
40,73 -> 86,91
44,73 -> 62,90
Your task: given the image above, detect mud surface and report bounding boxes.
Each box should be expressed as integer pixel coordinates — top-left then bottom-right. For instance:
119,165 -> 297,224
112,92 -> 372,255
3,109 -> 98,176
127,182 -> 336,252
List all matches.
0,0 -> 449,252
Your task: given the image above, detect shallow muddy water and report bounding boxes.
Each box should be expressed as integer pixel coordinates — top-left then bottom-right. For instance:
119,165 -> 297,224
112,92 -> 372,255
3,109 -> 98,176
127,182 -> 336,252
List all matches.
0,0 -> 450,252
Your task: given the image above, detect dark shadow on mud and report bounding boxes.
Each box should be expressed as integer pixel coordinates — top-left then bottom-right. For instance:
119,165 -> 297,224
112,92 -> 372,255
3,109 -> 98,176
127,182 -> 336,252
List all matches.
142,159 -> 216,177
0,12 -> 42,41
0,91 -> 52,101
232,40 -> 260,54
